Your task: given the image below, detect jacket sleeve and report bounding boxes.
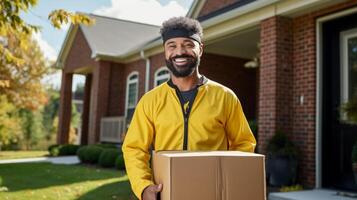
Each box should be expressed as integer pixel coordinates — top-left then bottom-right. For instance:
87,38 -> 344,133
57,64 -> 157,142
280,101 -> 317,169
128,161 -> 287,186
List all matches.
225,94 -> 256,152
122,99 -> 155,200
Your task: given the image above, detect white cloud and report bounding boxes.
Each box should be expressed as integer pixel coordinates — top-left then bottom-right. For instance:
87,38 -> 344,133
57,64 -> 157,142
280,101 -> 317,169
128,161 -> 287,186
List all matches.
94,0 -> 188,25
32,31 -> 57,62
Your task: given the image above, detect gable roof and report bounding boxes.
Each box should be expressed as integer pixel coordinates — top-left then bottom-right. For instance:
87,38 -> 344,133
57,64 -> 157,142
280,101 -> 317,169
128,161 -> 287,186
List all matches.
81,14 -> 160,57
56,13 -> 160,67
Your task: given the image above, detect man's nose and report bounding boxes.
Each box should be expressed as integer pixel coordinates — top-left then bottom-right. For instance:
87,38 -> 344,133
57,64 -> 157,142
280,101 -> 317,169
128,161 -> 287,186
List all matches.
175,45 -> 187,55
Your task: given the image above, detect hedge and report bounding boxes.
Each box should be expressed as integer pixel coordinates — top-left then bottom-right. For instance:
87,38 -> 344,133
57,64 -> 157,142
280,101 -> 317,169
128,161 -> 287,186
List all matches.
77,145 -> 104,164
98,149 -> 121,168
48,144 -> 82,156
115,154 -> 125,170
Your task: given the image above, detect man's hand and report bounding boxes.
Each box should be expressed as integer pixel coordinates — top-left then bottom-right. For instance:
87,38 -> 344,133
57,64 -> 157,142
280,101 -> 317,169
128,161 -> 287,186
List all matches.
142,184 -> 163,200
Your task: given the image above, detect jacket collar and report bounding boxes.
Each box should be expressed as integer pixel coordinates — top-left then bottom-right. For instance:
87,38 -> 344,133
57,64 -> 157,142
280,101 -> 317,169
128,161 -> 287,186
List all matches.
167,75 -> 208,89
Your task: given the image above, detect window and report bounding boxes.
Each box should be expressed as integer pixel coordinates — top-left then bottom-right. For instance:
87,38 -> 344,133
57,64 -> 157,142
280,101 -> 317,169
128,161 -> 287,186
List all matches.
125,72 -> 139,122
340,28 -> 357,122
154,67 -> 170,87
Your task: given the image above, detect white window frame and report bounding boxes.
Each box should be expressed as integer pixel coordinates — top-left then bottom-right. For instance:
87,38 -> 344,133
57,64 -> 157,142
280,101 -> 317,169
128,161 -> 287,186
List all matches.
125,71 -> 139,118
340,28 -> 357,122
154,66 -> 170,87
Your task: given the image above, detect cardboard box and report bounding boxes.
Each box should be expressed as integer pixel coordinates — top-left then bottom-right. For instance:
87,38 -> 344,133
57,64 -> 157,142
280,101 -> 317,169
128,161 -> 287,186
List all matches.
152,151 -> 266,200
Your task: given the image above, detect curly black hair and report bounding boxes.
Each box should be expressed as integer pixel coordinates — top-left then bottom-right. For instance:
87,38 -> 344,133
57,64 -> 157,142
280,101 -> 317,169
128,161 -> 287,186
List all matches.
160,16 -> 203,41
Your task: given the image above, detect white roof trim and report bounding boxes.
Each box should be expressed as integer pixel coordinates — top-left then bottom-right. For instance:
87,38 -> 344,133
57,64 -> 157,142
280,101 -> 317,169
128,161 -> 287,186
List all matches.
186,0 -> 206,18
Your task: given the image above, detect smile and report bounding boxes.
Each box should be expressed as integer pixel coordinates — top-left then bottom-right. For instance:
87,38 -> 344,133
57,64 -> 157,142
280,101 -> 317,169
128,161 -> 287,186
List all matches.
173,57 -> 190,66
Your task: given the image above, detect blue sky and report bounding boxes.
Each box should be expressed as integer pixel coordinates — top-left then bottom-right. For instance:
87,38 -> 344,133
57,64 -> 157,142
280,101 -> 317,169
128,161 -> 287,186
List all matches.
21,0 -> 194,90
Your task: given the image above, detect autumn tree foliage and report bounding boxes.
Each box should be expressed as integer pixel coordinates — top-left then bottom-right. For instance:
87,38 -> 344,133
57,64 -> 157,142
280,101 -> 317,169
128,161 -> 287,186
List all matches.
0,0 -> 93,149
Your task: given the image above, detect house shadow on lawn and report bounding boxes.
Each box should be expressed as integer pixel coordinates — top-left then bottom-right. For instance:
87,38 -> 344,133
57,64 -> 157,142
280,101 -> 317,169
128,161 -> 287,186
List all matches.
76,180 -> 137,200
0,162 -> 126,192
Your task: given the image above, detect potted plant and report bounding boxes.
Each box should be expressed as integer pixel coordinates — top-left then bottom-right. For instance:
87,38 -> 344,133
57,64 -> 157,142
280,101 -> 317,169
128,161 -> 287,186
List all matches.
266,131 -> 298,187
341,96 -> 357,124
342,96 -> 357,184
352,142 -> 357,184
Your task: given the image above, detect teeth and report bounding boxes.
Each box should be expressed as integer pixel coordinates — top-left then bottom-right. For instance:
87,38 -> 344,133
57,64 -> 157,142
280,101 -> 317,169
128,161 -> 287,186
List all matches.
174,58 -> 188,62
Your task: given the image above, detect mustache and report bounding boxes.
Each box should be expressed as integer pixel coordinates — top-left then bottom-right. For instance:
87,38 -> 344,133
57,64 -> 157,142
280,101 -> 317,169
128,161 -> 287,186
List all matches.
170,54 -> 194,60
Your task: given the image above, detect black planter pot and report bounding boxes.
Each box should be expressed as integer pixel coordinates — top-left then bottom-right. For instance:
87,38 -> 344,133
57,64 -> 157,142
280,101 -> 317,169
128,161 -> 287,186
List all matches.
267,155 -> 297,187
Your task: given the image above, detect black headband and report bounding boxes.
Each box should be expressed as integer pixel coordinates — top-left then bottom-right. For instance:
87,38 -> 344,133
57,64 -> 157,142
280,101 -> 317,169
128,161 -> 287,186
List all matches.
162,28 -> 201,44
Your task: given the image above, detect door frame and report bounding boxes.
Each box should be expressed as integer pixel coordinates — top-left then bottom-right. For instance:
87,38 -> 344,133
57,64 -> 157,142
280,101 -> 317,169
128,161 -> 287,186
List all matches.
316,6 -> 357,189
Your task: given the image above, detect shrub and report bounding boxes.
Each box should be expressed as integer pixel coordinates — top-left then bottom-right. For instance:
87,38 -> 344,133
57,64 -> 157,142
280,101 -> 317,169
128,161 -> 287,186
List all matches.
48,144 -> 82,156
98,149 -> 121,168
48,144 -> 60,156
58,144 -> 81,156
115,154 -> 125,170
267,131 -> 297,159
77,145 -> 104,164
94,143 -> 118,149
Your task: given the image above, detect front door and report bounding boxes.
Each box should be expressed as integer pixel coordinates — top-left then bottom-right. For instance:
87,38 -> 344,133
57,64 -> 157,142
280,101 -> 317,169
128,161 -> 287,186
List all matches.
322,12 -> 357,192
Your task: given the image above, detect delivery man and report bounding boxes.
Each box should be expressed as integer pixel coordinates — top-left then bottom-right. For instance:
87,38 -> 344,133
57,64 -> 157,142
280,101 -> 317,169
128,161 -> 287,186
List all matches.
122,16 -> 256,200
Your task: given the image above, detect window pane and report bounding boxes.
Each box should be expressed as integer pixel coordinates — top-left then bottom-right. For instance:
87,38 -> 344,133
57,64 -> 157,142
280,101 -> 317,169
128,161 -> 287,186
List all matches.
156,78 -> 169,86
126,108 -> 135,124
128,82 -> 137,107
348,36 -> 357,99
158,69 -> 169,76
129,74 -> 138,80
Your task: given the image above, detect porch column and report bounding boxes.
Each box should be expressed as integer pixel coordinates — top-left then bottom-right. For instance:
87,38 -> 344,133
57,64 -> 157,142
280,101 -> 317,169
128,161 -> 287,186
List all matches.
258,16 -> 293,153
80,74 -> 92,145
88,62 -> 111,144
57,72 -> 73,144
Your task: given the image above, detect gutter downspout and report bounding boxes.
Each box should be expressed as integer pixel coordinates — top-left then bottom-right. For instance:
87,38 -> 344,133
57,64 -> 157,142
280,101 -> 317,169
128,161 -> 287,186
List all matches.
140,50 -> 150,92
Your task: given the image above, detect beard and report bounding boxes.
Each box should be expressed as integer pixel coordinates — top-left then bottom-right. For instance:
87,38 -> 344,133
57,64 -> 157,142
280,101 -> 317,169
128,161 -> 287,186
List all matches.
165,54 -> 200,78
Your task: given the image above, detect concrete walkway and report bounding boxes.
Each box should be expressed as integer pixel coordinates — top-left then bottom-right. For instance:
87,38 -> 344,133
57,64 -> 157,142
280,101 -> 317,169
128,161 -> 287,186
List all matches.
269,189 -> 357,200
0,156 -> 80,165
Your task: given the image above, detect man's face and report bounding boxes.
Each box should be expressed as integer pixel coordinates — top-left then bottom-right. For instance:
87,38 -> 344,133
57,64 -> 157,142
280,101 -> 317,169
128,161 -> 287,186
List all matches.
164,37 -> 203,78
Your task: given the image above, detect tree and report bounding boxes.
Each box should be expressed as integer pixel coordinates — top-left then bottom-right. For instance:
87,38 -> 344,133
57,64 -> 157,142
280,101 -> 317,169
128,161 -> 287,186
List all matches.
42,88 -> 60,141
0,95 -> 22,150
0,26 -> 49,110
19,108 -> 43,150
0,0 -> 94,110
42,87 -> 80,145
0,0 -> 93,149
0,0 -> 94,64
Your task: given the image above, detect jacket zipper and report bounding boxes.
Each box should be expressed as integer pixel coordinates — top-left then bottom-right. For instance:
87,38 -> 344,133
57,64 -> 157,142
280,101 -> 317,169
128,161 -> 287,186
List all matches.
174,87 -> 198,150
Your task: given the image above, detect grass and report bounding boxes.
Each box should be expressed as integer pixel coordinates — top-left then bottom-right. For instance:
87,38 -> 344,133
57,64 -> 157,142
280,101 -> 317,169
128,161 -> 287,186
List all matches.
0,162 -> 136,200
0,151 -> 49,160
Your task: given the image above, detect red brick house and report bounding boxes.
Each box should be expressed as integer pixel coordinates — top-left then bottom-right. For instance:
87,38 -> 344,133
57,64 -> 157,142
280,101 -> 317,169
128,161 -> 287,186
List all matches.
57,0 -> 357,195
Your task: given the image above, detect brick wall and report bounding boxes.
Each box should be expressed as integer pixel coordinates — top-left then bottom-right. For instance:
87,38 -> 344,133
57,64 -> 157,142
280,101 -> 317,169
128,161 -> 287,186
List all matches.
292,13 -> 316,188
149,53 -> 166,90
88,61 -> 110,144
198,0 -> 239,18
64,28 -> 96,73
107,63 -> 125,116
259,16 -> 293,154
200,53 -> 257,120
57,72 -> 73,144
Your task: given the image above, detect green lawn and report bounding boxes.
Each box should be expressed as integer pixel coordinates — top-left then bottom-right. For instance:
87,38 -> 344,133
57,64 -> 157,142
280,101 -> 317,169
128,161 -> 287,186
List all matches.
0,151 -> 48,160
0,162 -> 136,200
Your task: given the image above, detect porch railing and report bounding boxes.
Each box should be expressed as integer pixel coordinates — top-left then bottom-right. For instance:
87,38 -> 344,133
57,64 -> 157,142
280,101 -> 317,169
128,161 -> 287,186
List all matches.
100,116 -> 126,143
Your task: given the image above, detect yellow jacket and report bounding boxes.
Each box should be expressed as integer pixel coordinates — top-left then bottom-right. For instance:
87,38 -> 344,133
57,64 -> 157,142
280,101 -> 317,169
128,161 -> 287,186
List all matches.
122,78 -> 256,199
